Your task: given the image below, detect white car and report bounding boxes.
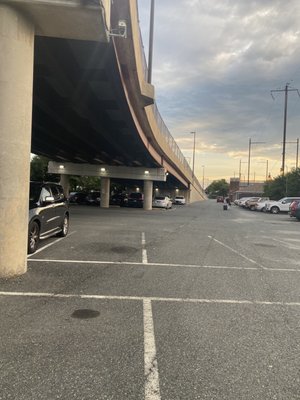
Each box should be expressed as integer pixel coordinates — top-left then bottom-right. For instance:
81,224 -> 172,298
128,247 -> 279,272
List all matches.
265,197 -> 300,214
237,197 -> 253,207
254,199 -> 269,212
174,196 -> 186,205
152,196 -> 172,209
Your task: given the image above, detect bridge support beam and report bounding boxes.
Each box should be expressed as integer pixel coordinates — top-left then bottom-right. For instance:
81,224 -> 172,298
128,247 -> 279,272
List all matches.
101,177 -> 110,208
0,6 -> 34,278
60,175 -> 70,198
143,180 -> 153,210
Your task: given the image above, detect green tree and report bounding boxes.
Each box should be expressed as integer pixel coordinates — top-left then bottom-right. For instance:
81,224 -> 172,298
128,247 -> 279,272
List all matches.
206,179 -> 229,198
69,176 -> 101,191
264,168 -> 300,199
30,155 -> 59,182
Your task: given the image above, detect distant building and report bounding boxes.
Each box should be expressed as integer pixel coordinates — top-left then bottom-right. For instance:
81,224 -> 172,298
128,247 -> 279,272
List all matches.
229,178 -> 265,201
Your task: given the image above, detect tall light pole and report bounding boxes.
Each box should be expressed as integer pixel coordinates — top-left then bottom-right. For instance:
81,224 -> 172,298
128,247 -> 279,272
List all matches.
147,0 -> 155,84
190,131 -> 196,180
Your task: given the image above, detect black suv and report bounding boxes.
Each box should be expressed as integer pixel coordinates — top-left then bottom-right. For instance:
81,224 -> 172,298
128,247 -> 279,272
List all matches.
28,182 -> 69,254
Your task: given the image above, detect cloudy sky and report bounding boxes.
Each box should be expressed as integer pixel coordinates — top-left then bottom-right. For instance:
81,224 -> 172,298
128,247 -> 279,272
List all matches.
137,0 -> 300,186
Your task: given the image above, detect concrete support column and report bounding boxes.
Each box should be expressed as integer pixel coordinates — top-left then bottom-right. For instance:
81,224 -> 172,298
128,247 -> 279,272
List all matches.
186,188 -> 191,204
143,180 -> 153,210
0,6 -> 34,277
101,177 -> 110,208
59,175 -> 70,198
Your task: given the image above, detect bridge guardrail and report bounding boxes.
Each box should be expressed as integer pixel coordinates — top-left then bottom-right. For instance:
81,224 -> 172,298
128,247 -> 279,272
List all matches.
137,24 -> 203,194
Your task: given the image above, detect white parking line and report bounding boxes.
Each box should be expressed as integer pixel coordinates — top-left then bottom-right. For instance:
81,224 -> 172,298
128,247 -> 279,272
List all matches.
208,235 -> 265,268
144,299 -> 161,400
27,231 -> 77,258
27,258 -> 300,273
0,291 -> 300,306
142,232 -> 148,264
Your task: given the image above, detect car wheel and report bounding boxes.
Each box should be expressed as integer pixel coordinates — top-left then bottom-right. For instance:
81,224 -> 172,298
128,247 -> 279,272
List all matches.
57,214 -> 69,237
271,206 -> 280,214
261,207 -> 266,212
250,205 -> 255,211
28,221 -> 40,254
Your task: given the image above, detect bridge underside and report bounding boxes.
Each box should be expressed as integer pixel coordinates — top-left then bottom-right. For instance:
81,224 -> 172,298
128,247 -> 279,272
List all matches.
32,36 -> 159,169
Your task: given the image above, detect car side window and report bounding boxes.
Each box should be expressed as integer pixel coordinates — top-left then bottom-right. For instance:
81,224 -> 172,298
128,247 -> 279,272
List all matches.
50,185 -> 65,201
40,187 -> 51,203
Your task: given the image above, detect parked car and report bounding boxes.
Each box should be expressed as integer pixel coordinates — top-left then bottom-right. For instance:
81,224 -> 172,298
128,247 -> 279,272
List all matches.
246,197 -> 269,211
289,200 -> 300,217
265,197 -> 300,214
68,191 -> 88,204
174,196 -> 186,205
238,197 -> 257,207
86,191 -> 101,206
28,182 -> 69,254
294,202 -> 300,220
254,199 -> 269,212
216,196 -> 224,203
234,197 -> 250,206
122,192 -> 144,208
244,197 -> 261,209
110,193 -> 128,206
152,196 -> 172,209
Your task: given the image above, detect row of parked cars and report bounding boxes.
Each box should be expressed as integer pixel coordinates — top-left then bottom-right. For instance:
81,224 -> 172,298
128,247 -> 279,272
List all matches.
28,183 -> 186,254
235,196 -> 300,219
69,191 -> 186,208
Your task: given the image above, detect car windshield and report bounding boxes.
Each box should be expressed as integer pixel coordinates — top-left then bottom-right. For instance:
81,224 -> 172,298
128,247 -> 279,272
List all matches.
176,196 -> 184,199
155,197 -> 165,200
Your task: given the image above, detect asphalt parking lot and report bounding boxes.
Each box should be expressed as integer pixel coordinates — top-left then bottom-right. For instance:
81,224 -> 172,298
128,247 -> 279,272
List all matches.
0,201 -> 300,400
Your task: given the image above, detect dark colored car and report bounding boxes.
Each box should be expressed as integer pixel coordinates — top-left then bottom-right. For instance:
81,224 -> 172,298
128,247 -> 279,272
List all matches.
68,191 -> 88,204
289,200 -> 300,217
216,196 -> 224,203
110,193 -> 128,206
293,201 -> 300,220
28,182 -> 69,254
122,192 -> 144,208
86,191 -> 101,206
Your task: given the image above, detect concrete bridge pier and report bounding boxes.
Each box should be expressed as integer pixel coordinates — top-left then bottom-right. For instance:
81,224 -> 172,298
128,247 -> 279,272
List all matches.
143,180 -> 153,210
0,6 -> 34,278
101,177 -> 110,208
60,174 -> 70,198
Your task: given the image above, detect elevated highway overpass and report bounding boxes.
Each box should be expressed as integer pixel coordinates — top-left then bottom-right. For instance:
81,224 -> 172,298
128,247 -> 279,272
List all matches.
0,0 -> 205,277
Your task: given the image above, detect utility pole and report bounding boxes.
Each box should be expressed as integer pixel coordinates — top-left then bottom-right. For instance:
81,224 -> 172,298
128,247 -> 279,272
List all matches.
147,0 -> 155,84
247,138 -> 265,185
284,139 -> 299,170
271,83 -> 300,176
190,132 -> 196,180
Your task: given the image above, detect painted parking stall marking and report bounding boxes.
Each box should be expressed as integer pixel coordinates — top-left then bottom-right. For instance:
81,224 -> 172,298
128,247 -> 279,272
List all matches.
27,258 -> 300,273
208,235 -> 266,268
142,232 -> 148,264
143,299 -> 161,400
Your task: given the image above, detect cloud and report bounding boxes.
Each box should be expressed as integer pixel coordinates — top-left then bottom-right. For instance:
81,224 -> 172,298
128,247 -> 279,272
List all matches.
138,0 -> 300,180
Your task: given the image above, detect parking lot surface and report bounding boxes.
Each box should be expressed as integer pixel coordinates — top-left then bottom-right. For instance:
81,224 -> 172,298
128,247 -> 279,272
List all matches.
1,201 -> 300,399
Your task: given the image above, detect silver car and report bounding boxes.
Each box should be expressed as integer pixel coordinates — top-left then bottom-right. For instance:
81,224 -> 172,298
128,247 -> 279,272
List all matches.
152,196 -> 172,209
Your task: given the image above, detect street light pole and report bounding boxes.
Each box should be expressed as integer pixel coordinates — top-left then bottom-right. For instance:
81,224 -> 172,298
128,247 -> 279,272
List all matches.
190,131 -> 196,180
147,0 -> 155,84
